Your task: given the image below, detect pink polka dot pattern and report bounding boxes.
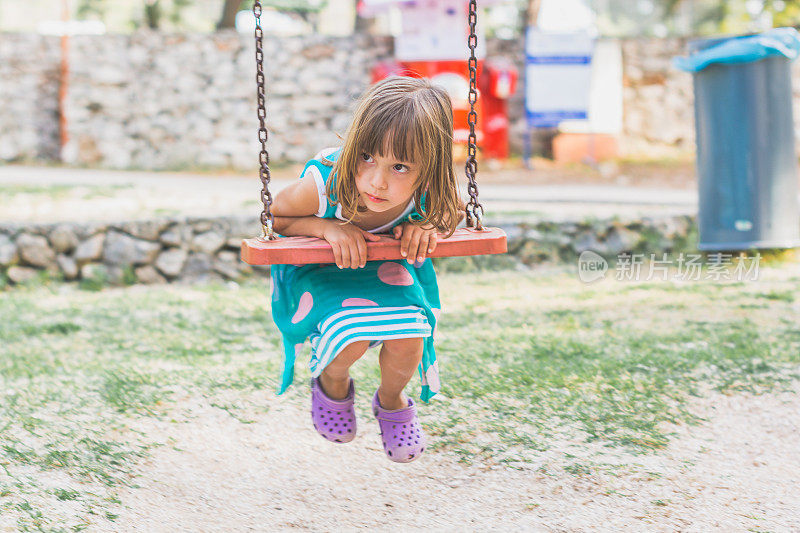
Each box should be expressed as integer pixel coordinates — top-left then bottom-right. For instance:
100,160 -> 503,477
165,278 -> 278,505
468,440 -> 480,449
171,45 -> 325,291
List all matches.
342,298 -> 379,307
431,307 -> 441,336
291,291 -> 313,324
377,262 -> 413,286
425,361 -> 441,393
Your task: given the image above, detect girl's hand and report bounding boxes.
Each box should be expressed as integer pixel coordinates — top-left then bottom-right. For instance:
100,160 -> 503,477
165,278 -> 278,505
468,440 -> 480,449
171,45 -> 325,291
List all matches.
322,221 -> 381,269
393,222 -> 438,264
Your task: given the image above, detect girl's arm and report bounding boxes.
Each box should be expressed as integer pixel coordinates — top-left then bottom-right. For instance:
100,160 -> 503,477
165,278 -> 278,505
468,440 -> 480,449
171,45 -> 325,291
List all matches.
274,216 -> 331,239
270,174 -> 379,268
271,176 -> 330,238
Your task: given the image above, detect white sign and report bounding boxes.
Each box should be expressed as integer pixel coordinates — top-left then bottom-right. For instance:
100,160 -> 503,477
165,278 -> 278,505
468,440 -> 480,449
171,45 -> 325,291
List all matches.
525,28 -> 594,128
394,0 -> 485,61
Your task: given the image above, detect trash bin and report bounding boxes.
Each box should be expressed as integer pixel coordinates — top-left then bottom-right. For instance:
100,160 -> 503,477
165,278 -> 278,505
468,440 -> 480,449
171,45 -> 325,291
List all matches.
675,27 -> 800,251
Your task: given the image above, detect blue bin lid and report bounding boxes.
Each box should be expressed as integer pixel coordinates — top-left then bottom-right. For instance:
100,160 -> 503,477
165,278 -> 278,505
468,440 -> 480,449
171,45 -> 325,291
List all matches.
674,27 -> 800,72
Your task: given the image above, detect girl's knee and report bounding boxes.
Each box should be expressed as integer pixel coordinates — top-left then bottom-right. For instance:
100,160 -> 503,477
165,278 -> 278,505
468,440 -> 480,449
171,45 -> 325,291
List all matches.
331,340 -> 370,365
383,337 -> 424,357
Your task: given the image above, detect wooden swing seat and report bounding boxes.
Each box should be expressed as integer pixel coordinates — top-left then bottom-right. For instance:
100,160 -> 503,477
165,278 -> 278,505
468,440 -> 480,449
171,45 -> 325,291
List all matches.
241,226 -> 507,266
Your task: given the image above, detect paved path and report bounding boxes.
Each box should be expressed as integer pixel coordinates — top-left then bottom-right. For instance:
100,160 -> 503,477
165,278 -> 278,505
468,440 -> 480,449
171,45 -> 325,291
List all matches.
0,164 -> 712,224
0,165 -> 703,224
0,164 -> 698,202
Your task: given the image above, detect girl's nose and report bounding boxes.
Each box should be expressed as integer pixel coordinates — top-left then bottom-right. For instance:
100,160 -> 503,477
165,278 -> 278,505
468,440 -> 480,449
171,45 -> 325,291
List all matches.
371,170 -> 388,190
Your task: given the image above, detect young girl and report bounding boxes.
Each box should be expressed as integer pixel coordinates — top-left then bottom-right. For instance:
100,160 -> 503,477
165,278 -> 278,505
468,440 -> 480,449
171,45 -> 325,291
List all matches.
269,76 -> 461,463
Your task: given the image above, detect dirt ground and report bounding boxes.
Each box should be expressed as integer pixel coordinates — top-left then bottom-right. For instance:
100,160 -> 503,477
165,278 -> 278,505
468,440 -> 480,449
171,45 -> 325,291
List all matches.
110,383 -> 800,532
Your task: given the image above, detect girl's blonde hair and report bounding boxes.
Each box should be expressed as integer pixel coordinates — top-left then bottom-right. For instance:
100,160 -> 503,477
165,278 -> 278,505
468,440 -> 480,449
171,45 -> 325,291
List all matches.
328,76 -> 461,236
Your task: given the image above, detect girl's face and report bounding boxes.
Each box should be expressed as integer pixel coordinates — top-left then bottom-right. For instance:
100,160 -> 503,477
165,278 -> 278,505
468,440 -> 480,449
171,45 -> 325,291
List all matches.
355,150 -> 419,214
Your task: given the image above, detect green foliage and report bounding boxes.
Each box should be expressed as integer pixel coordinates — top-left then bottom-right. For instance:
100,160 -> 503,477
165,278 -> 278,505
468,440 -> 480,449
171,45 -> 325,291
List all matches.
240,0 -> 328,14
132,0 -> 200,30
170,0 -> 194,25
69,0 -> 327,32
79,267 -> 108,291
765,0 -> 800,26
594,0 -> 800,37
672,0 -> 800,34
121,265 -> 137,287
76,0 -> 107,18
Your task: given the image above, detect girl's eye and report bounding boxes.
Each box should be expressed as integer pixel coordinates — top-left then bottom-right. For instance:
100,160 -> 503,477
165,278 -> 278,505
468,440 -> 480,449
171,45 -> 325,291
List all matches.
393,164 -> 408,173
361,153 -> 373,162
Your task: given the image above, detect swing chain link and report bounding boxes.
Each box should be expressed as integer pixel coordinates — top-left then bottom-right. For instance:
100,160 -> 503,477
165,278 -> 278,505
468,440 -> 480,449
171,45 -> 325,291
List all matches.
254,1 -> 276,240
464,0 -> 484,231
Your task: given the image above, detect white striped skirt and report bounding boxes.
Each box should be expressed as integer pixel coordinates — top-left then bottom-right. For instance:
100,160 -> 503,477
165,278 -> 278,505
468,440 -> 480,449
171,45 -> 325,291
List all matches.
307,306 -> 432,377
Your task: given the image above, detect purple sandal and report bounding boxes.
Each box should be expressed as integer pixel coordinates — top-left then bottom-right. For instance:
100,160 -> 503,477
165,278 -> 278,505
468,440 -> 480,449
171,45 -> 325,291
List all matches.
372,390 -> 426,463
310,376 -> 357,443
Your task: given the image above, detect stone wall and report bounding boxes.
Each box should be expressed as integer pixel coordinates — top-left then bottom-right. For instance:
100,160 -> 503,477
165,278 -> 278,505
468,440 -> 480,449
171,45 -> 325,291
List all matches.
0,34 -> 61,161
0,213 -> 697,287
0,216 -> 263,286
621,38 -> 696,158
623,37 -> 800,158
0,31 -> 394,167
62,32 -> 393,169
6,31 -> 800,166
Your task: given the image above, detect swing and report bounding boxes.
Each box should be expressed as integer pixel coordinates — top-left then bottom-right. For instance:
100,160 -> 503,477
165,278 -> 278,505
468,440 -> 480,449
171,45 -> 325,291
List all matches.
240,0 -> 507,266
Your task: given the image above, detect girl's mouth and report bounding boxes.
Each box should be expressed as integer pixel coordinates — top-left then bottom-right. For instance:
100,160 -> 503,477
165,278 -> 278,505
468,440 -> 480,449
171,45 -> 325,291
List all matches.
365,193 -> 386,203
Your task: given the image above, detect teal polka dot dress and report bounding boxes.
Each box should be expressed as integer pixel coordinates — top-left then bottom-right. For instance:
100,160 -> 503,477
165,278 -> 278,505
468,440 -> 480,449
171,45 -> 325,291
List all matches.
270,148 -> 442,402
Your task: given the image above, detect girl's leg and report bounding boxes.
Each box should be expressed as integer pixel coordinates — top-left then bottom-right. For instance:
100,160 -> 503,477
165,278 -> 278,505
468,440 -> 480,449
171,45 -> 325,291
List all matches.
377,338 -> 424,410
319,340 -> 370,400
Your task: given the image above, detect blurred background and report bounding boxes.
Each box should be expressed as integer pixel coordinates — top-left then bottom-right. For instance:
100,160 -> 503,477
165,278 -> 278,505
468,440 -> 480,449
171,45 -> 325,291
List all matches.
4,0 -> 798,38
4,0 -> 800,171
1,0 -> 799,286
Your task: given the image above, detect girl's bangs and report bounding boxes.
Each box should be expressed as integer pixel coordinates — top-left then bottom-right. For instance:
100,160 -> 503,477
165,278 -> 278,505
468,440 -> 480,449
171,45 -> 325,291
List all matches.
359,107 -> 421,164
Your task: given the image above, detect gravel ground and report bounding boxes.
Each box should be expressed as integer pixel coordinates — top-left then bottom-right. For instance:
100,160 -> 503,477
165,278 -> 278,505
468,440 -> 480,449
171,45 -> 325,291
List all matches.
110,383 -> 800,532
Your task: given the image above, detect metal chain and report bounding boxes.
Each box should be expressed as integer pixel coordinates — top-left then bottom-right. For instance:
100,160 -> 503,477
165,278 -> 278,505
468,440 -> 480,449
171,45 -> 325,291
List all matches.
254,2 -> 276,240
464,0 -> 484,230
253,1 -> 481,236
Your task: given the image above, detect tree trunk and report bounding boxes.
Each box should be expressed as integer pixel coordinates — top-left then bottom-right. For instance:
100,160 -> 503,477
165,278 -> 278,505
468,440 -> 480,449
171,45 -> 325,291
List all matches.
144,0 -> 161,29
527,0 -> 542,27
217,0 -> 242,30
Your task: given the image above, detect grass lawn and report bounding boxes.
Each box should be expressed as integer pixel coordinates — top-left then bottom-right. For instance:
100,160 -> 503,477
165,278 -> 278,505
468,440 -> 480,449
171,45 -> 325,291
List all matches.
1,260 -> 799,530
